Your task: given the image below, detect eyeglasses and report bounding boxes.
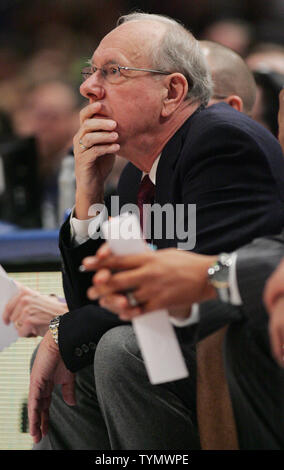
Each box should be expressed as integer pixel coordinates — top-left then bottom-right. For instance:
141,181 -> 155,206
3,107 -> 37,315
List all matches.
81,63 -> 171,84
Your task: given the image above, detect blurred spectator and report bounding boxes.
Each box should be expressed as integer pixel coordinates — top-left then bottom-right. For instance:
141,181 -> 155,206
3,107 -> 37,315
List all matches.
0,45 -> 23,82
201,18 -> 254,57
12,80 -> 81,228
246,44 -> 284,136
278,89 -> 284,153
23,48 -> 75,85
200,40 -> 256,115
0,109 -> 14,142
0,76 -> 28,120
246,43 -> 284,75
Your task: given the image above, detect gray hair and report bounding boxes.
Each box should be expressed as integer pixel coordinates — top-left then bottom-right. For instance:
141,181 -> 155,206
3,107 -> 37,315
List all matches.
117,12 -> 212,106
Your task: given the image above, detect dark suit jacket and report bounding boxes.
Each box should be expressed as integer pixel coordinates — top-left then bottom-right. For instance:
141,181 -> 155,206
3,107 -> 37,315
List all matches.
58,102 -> 284,373
177,231 -> 284,449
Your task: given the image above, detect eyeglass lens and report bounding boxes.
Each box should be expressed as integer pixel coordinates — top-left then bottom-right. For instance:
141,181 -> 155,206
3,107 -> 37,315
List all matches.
81,65 -> 121,83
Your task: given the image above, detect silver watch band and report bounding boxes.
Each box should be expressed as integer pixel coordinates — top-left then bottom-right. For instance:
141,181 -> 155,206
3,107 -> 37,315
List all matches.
49,315 -> 61,344
208,253 -> 233,303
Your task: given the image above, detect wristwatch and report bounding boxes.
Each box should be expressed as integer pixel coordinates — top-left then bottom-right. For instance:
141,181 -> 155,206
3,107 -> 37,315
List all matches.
49,316 -> 61,344
208,253 -> 233,303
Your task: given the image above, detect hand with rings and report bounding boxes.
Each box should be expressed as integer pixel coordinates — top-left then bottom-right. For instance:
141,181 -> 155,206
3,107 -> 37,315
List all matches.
73,102 -> 119,219
126,291 -> 139,307
2,281 -> 68,338
79,139 -> 88,151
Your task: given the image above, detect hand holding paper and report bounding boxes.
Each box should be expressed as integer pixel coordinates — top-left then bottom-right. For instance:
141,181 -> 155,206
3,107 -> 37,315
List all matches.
0,265 -> 19,351
85,213 -> 189,384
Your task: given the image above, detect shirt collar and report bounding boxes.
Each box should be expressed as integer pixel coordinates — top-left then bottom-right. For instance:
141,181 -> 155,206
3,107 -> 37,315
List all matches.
142,154 -> 161,185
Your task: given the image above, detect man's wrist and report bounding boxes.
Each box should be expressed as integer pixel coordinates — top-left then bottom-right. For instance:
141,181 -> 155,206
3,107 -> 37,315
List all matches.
170,304 -> 200,327
207,253 -> 234,303
75,189 -> 104,220
168,305 -> 191,320
200,256 -> 218,302
46,329 -> 59,353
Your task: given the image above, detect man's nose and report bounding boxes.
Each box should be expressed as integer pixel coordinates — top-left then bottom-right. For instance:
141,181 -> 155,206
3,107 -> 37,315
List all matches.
80,74 -> 105,101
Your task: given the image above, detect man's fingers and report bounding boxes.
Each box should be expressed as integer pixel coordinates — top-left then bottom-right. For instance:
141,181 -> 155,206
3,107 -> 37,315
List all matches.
268,297 -> 284,367
83,249 -> 152,272
79,131 -> 119,149
2,292 -> 22,324
263,276 -> 279,312
99,293 -> 129,312
99,293 -> 142,319
17,323 -> 36,338
87,269 -> 112,300
81,244 -> 111,271
77,142 -> 120,157
96,242 -> 112,259
81,117 -> 117,133
79,102 -> 102,125
61,379 -> 76,406
88,268 -> 147,300
87,253 -> 148,272
29,397 -> 53,443
263,259 -> 284,312
279,89 -> 284,109
40,409 -> 50,437
118,308 -> 143,321
31,421 -> 42,444
9,294 -> 37,324
270,322 -> 284,367
94,268 -> 112,285
79,102 -> 117,128
28,401 -> 41,441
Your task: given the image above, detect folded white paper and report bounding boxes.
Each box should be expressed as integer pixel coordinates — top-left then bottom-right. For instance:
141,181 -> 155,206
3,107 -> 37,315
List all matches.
101,213 -> 189,384
0,265 -> 19,351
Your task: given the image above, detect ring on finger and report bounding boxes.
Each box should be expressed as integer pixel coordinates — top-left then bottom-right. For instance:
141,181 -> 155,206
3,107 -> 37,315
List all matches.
126,291 -> 139,307
15,321 -> 23,328
79,139 -> 88,150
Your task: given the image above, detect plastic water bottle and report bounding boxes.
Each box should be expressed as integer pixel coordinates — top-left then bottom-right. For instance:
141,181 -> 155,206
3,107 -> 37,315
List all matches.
58,154 -> 76,224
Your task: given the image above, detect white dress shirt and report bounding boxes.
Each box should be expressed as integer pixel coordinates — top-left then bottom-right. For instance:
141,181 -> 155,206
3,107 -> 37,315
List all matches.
70,155 -> 161,245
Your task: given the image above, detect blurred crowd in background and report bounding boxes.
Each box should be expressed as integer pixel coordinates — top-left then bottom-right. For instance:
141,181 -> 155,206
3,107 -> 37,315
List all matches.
0,0 -> 283,230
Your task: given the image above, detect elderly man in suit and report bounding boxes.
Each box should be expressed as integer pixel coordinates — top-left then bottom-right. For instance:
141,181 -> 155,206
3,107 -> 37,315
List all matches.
29,13 -> 284,450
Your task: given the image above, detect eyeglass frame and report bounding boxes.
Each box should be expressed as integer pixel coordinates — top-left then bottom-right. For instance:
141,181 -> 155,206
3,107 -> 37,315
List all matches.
81,63 -> 172,83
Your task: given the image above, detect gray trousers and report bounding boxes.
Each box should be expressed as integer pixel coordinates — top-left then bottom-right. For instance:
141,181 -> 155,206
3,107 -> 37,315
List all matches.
35,325 -> 200,450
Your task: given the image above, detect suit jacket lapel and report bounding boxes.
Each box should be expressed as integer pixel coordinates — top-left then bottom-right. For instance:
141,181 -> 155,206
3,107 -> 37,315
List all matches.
155,107 -> 202,205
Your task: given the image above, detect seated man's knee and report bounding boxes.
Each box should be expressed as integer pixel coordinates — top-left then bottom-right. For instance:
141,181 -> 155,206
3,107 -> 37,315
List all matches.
94,325 -> 139,385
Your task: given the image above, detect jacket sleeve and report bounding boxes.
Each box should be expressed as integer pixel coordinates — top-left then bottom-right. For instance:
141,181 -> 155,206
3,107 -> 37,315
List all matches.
235,233 -> 284,325
58,213 -> 128,372
58,304 -> 127,372
175,301 -> 242,348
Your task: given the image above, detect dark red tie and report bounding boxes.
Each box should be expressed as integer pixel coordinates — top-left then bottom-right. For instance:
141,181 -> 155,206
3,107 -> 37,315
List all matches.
137,174 -> 155,237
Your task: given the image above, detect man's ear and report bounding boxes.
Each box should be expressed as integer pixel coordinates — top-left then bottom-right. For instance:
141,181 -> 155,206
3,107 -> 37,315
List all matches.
161,73 -> 189,117
224,95 -> 244,113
